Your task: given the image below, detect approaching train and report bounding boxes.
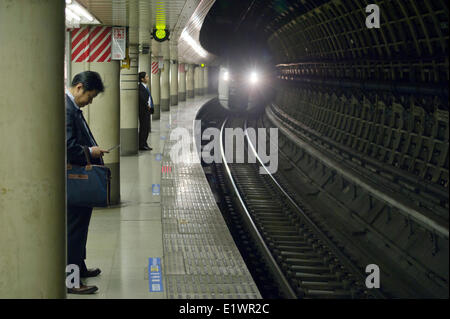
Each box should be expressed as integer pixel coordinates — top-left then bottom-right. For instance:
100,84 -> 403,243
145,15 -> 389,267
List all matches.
218,63 -> 273,114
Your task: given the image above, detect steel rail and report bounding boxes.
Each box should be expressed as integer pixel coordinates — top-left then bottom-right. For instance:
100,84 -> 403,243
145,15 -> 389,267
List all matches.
244,120 -> 386,299
219,118 -> 298,299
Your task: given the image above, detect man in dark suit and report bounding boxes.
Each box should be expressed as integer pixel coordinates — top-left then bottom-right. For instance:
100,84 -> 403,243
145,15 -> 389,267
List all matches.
138,71 -> 154,151
66,71 -> 108,294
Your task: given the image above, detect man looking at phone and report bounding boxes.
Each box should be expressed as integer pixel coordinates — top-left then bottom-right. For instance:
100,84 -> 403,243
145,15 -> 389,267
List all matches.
66,71 -> 108,294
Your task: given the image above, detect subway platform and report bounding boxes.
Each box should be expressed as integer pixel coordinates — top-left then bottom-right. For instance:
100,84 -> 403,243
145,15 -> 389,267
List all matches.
68,95 -> 261,299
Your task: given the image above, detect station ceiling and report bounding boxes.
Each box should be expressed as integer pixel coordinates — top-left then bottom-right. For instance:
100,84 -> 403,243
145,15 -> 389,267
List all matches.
74,0 -> 449,75
77,0 -> 216,64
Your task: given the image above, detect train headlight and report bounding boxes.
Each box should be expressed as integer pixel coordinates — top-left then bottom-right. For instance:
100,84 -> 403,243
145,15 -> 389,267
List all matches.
249,71 -> 259,85
223,71 -> 229,81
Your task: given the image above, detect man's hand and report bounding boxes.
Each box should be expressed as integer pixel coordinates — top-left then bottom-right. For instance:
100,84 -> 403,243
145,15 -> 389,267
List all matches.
90,146 -> 109,158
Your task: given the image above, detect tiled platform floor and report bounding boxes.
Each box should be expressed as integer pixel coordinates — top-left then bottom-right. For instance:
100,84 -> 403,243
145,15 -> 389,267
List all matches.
68,95 -> 260,299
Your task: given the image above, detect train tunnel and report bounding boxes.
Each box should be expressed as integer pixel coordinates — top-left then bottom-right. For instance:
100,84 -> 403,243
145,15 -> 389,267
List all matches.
0,0 -> 448,303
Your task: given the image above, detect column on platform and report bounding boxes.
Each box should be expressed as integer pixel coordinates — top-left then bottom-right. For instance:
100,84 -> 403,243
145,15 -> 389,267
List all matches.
203,66 -> 209,94
170,44 -> 178,106
194,65 -> 201,96
88,61 -> 121,205
138,4 -> 151,77
151,39 -> 161,120
178,63 -> 186,101
120,1 -> 139,155
187,64 -> 194,98
0,0 -> 66,298
199,66 -> 205,96
160,41 -> 170,111
138,43 -> 151,78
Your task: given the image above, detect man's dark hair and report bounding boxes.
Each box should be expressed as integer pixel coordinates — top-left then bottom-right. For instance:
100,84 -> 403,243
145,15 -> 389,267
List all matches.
71,71 -> 105,93
138,72 -> 147,82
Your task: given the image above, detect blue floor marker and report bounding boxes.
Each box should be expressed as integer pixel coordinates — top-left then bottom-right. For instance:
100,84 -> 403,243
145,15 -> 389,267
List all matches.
148,257 -> 163,292
155,153 -> 162,161
152,184 -> 160,195
160,135 -> 166,140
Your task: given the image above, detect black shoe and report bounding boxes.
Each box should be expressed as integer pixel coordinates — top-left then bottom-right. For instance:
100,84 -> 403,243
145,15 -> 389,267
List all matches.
139,146 -> 150,151
81,268 -> 101,278
67,284 -> 98,295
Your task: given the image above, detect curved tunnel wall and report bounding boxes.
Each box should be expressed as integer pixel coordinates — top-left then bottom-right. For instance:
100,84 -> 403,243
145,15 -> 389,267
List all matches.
265,0 -> 449,190
257,0 -> 449,297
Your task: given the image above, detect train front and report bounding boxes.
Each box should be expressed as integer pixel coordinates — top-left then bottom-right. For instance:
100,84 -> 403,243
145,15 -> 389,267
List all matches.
218,64 -> 272,115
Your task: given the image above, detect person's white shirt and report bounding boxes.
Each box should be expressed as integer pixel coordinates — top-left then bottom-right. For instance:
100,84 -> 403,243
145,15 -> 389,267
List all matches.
140,82 -> 152,107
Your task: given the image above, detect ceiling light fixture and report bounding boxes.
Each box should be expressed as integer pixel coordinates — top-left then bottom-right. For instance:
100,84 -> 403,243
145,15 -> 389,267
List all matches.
65,8 -> 80,22
65,0 -> 100,27
70,3 -> 94,21
180,29 -> 207,58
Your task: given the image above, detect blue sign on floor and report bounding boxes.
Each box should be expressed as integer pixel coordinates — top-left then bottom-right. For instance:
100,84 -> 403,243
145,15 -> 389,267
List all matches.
155,153 -> 162,161
160,135 -> 166,140
148,257 -> 163,292
152,184 -> 160,195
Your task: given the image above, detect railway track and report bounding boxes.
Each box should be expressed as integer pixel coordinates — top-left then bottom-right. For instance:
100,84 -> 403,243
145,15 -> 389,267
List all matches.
215,115 -> 386,299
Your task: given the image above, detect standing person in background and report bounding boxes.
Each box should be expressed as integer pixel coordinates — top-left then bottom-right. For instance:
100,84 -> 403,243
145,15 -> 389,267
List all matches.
66,71 -> 108,294
138,71 -> 154,151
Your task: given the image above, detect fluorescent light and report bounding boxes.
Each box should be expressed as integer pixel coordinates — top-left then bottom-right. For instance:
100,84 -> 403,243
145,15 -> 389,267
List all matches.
65,7 -> 80,21
180,29 -> 207,58
70,3 -> 94,22
65,1 -> 100,26
223,71 -> 229,81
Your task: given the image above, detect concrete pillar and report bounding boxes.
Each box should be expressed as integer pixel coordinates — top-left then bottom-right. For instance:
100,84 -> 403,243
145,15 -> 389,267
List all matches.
138,3 -> 151,77
151,39 -> 161,120
187,64 -> 194,98
199,67 -> 205,96
120,44 -> 139,155
178,63 -> 186,101
194,66 -> 201,96
88,62 -> 121,205
139,49 -> 150,77
0,0 -> 66,298
120,0 -> 139,155
160,41 -> 170,111
204,66 -> 209,94
170,44 -> 178,106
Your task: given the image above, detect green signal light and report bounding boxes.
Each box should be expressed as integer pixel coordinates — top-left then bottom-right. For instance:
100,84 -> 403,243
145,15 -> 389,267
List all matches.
156,29 -> 166,39
152,28 -> 170,42
201,63 -> 205,68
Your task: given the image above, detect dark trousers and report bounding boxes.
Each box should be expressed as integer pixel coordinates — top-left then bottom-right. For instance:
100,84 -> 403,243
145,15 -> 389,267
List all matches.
67,205 -> 93,274
139,112 -> 151,148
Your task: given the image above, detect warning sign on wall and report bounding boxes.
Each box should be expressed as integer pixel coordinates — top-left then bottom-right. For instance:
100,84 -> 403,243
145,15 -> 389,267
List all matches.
71,26 -> 112,63
112,27 -> 126,60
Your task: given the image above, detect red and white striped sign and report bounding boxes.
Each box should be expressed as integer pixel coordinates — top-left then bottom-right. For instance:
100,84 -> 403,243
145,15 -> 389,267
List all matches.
151,61 -> 159,74
71,26 -> 112,63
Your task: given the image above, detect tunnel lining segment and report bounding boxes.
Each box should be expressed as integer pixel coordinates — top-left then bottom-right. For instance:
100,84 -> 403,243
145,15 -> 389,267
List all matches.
266,105 -> 449,239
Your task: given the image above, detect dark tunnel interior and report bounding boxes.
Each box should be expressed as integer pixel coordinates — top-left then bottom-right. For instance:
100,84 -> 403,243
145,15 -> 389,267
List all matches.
199,0 -> 449,298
